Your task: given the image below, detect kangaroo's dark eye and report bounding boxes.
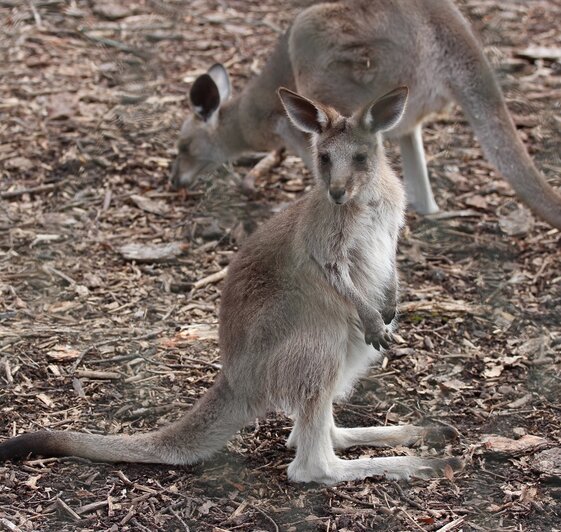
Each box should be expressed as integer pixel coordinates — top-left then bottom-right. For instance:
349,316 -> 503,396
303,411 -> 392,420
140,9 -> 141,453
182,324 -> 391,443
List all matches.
353,153 -> 367,164
319,152 -> 330,164
178,140 -> 190,154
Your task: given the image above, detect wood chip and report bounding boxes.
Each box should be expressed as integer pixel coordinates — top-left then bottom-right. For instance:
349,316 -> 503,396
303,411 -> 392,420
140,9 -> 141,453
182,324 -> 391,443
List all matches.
531,448 -> 561,480
481,434 -> 549,457
118,241 -> 189,262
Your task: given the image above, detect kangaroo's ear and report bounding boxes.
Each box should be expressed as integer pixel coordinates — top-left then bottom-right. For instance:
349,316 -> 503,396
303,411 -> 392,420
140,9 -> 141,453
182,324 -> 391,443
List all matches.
207,63 -> 231,103
278,87 -> 330,134
359,86 -> 408,134
190,74 -> 221,121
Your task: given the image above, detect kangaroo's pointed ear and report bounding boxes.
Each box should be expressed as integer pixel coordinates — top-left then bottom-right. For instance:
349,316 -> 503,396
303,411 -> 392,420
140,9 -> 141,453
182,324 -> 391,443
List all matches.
359,86 -> 408,134
278,87 -> 330,134
207,63 -> 231,103
190,73 -> 221,121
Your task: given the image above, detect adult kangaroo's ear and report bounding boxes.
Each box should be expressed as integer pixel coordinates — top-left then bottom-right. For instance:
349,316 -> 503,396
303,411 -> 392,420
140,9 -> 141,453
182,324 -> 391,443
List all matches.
207,63 -> 231,103
190,73 -> 221,121
278,87 -> 331,134
359,86 -> 409,134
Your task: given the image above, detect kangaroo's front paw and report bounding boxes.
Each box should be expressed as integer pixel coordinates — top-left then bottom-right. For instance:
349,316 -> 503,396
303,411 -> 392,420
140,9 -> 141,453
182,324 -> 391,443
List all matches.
382,306 -> 396,325
364,320 -> 392,350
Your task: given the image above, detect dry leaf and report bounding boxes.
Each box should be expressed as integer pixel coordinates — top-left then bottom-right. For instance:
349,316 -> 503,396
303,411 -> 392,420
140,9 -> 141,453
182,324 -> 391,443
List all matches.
483,363 -> 503,379
5,156 -> 34,172
464,194 -> 488,210
499,207 -> 534,236
46,93 -> 78,120
519,485 -> 538,505
130,195 -> 170,216
440,379 -> 467,391
93,3 -> 133,20
24,475 -> 41,490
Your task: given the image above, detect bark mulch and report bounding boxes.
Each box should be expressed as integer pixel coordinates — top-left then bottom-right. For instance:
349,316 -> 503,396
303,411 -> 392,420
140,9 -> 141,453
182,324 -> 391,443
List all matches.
1,0 -> 560,530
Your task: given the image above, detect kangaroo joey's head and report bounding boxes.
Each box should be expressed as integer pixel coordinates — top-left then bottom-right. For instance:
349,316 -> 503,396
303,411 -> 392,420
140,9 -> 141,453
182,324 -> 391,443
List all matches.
278,86 -> 408,205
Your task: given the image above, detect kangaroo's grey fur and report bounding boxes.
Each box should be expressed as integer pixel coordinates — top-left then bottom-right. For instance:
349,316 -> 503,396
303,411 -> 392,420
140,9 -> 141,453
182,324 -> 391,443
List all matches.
171,0 -> 561,230
0,87 -> 461,484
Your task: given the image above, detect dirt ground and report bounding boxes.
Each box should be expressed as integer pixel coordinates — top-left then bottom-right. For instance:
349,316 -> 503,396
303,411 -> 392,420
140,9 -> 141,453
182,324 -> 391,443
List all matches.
1,0 -> 560,531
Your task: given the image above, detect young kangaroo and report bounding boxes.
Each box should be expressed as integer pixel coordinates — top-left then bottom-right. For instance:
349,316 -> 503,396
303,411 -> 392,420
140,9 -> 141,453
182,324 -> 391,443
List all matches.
171,0 -> 561,230
0,87 -> 461,484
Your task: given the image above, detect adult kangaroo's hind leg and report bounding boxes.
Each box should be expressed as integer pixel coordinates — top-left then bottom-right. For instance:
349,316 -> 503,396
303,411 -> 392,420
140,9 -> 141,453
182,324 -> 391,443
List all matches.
288,404 -> 459,450
399,124 -> 439,215
330,422 -> 459,450
0,374 -> 254,465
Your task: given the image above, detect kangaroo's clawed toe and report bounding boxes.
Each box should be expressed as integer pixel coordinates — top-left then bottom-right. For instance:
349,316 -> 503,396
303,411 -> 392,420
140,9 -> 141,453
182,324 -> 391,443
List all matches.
416,457 -> 464,479
422,425 -> 460,448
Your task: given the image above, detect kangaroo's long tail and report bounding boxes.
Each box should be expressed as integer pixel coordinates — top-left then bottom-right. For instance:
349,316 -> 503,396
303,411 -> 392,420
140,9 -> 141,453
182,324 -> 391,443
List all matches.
0,373 -> 251,465
440,5 -> 561,229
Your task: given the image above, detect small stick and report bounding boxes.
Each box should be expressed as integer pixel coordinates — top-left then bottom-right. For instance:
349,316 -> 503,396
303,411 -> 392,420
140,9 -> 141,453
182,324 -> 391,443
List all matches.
75,370 -> 121,380
27,0 -> 42,27
0,518 -> 22,532
0,183 -> 61,199
435,517 -> 465,532
1,357 -> 13,384
249,504 -> 280,532
191,267 -> 228,291
79,29 -> 152,60
76,499 -> 110,515
41,265 -> 76,286
56,498 -> 81,522
241,149 -> 284,196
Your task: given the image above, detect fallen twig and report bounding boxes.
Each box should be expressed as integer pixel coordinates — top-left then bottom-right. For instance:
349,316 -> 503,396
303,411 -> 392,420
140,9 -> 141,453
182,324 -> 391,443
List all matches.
79,28 -> 152,60
435,517 -> 465,532
0,518 -> 22,532
75,370 -> 121,380
55,497 -> 81,522
400,300 -> 488,316
0,182 -> 62,199
191,267 -> 228,291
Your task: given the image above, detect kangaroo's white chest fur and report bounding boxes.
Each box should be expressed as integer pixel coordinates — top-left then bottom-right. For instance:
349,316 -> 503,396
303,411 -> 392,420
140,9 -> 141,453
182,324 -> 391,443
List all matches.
348,206 -> 397,304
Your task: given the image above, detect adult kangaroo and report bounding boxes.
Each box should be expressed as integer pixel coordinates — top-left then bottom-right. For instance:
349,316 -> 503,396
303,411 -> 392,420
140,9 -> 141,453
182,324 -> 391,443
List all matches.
171,0 -> 561,229
0,87 -> 461,484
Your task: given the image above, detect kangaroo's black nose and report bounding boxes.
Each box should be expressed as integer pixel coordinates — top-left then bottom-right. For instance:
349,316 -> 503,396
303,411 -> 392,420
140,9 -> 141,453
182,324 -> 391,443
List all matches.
329,188 -> 346,202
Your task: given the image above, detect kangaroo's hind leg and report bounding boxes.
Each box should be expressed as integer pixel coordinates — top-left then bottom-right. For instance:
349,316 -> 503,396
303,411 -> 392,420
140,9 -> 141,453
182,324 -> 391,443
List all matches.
287,399 -> 462,485
399,124 -> 439,215
330,421 -> 459,450
287,407 -> 458,451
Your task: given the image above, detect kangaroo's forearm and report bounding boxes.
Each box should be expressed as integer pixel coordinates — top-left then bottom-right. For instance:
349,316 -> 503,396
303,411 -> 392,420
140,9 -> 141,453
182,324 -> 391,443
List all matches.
381,268 -> 398,324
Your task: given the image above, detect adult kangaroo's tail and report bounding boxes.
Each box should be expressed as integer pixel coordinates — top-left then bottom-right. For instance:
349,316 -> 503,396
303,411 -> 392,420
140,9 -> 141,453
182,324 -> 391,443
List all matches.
0,374 -> 251,465
442,14 -> 561,229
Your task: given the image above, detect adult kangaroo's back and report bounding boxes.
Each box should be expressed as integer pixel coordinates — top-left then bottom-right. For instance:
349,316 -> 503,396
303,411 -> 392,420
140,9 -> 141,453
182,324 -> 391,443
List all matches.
174,0 -> 561,229
288,0 -> 561,228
